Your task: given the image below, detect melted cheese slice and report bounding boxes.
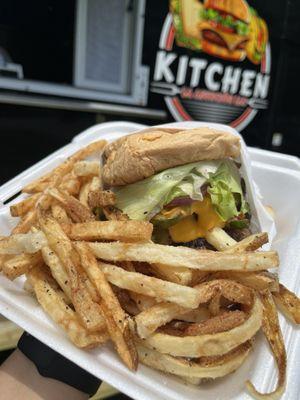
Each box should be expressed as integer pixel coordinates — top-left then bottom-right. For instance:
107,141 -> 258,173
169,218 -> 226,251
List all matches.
200,20 -> 248,51
169,197 -> 225,242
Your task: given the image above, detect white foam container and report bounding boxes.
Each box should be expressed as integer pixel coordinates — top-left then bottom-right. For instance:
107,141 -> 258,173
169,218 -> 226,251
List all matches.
0,121 -> 300,400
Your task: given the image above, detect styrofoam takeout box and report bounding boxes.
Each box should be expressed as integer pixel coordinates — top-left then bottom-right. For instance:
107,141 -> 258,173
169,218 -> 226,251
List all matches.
0,121 -> 300,400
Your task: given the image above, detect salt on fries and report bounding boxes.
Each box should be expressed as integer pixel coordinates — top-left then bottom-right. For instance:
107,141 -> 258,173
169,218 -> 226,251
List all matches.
27,266 -> 108,348
75,242 -> 138,370
99,262 -> 202,308
0,138 -> 299,400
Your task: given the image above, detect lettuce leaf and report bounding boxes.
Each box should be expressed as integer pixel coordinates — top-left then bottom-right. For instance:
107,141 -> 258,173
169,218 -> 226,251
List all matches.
164,161 -> 221,205
114,161 -> 220,220
208,161 -> 249,221
114,159 -> 249,222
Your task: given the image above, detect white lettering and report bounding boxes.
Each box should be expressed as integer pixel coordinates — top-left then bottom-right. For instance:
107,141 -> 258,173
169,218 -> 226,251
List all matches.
222,66 -> 241,94
253,73 -> 270,99
189,59 -> 208,87
152,51 -> 270,101
205,63 -> 223,91
153,50 -> 176,83
176,56 -> 189,85
240,70 -> 256,97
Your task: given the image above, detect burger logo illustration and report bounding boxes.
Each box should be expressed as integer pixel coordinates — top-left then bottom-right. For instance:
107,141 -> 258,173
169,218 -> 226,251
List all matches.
171,0 -> 268,65
199,0 -> 251,62
152,0 -> 271,130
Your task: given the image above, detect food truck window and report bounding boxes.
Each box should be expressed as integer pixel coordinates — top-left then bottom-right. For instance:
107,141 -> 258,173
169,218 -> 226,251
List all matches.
75,0 -> 134,94
0,0 -> 149,105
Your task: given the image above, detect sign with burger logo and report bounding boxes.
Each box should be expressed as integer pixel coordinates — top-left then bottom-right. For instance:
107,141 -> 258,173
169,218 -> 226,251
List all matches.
150,0 -> 270,131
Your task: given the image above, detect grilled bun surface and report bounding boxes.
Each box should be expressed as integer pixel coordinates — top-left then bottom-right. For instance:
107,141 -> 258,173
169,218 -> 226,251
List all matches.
102,127 -> 240,187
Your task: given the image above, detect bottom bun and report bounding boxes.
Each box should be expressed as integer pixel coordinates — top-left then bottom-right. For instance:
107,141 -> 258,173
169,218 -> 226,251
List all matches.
202,39 -> 246,62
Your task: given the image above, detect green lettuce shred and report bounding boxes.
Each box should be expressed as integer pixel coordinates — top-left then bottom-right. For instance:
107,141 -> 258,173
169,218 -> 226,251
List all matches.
208,161 -> 249,221
115,160 -> 249,222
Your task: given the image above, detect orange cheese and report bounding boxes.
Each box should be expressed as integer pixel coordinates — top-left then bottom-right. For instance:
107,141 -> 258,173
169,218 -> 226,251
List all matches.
169,197 -> 225,242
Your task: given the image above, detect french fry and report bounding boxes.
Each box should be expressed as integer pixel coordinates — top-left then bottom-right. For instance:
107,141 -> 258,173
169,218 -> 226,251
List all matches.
22,179 -> 52,194
195,279 -> 253,306
75,242 -> 138,370
135,302 -> 191,338
41,246 -> 72,302
114,288 -> 140,316
160,311 -> 247,336
205,227 -> 236,251
99,261 -> 202,309
225,232 -> 269,253
88,190 -> 115,209
89,176 -> 101,191
67,265 -> 104,332
150,263 -> 194,286
144,296 -> 262,358
28,266 -> 108,348
0,254 -> 7,271
89,242 -> 279,272
246,290 -> 286,399
74,160 -> 100,177
78,179 -> 92,207
10,193 -> 40,217
64,221 -> 153,242
51,202 -> 70,224
178,307 -> 211,323
2,252 -> 43,280
38,212 -> 105,332
12,209 -> 37,234
190,270 -> 210,286
137,341 -> 252,380
11,194 -> 54,235
0,231 -> 47,255
213,271 -> 279,292
47,188 -> 95,223
59,173 -> 81,196
206,228 -> 269,253
56,289 -> 73,305
130,292 -> 157,312
84,177 -> 103,210
273,284 -> 300,324
182,310 -> 246,336
22,139 -> 107,193
134,279 -> 253,338
209,292 -> 222,316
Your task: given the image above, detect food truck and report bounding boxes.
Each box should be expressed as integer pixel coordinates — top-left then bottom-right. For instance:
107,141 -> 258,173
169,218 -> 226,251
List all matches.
0,0 -> 299,155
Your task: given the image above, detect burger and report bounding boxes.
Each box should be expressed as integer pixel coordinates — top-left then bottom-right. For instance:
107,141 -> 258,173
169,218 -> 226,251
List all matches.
102,127 -> 251,249
199,0 -> 251,62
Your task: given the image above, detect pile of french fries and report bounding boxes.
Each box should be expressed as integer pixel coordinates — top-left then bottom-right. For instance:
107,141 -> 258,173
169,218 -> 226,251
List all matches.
1,139 -> 300,400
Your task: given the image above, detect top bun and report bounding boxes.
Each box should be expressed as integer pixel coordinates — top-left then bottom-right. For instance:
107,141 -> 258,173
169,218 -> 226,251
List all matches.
102,127 -> 240,186
204,0 -> 250,23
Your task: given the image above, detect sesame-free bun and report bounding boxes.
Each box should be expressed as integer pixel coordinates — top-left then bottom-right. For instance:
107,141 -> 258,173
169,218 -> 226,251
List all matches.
102,127 -> 240,186
204,0 -> 250,23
